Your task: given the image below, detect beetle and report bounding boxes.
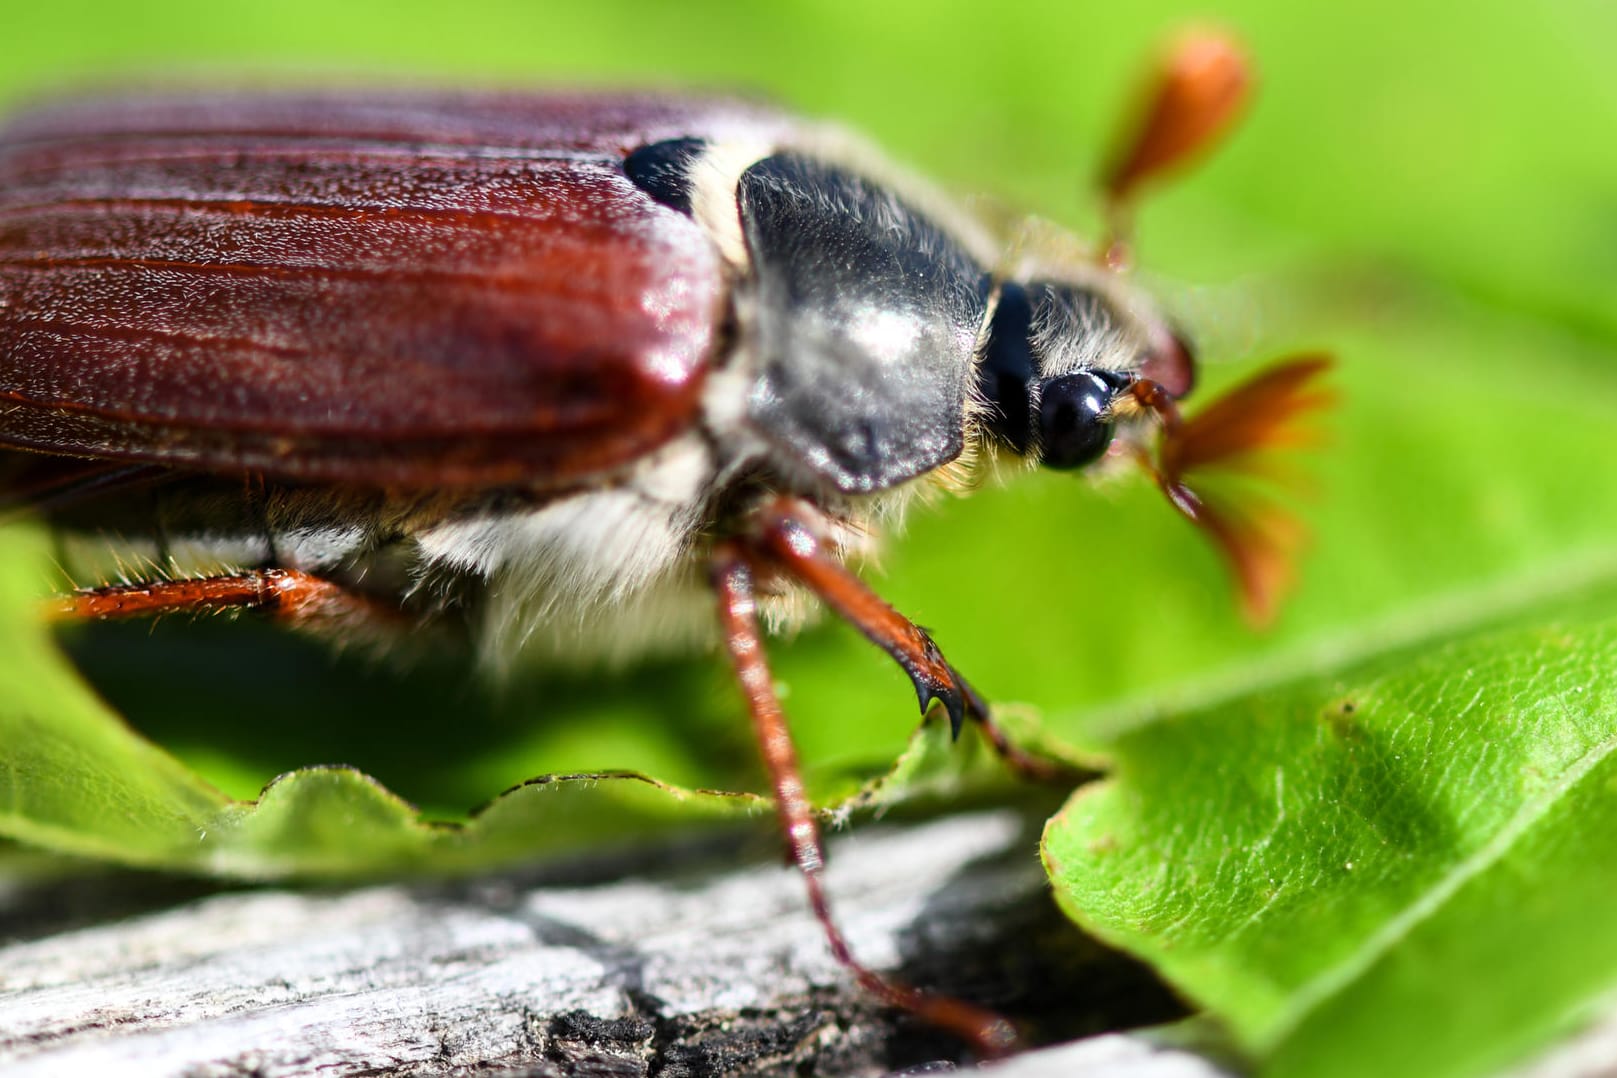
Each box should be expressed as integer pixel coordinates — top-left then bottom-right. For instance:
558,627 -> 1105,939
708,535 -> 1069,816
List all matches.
0,32 -> 1327,1054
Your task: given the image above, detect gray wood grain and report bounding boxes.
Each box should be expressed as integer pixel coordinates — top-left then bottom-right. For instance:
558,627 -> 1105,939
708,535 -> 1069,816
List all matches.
18,801 -> 1606,1077
0,808 -> 1193,1076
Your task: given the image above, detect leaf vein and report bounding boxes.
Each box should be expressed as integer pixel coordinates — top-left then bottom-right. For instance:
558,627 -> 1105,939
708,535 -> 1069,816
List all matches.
1262,729 -> 1617,1048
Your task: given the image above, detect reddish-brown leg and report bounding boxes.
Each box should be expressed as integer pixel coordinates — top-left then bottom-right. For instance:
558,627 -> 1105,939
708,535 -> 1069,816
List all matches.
711,542 -> 1018,1058
745,497 -> 1077,784
52,568 -> 406,638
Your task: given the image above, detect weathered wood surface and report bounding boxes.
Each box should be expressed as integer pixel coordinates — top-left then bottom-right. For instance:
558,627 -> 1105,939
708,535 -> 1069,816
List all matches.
8,803 -> 1612,1077
0,808 -> 1202,1076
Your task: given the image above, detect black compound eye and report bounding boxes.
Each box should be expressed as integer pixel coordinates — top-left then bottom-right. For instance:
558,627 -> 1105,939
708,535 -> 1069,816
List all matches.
1037,371 -> 1128,470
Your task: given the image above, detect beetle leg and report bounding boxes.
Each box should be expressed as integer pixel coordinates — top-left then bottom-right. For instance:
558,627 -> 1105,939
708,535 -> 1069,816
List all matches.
951,672 -> 1087,785
742,498 -> 1074,783
746,499 -> 970,734
51,568 -> 407,637
711,541 -> 1018,1058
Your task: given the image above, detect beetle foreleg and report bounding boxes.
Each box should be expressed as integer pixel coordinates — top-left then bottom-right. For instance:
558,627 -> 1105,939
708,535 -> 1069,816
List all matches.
740,498 -> 1074,782
711,542 -> 1018,1058
745,498 -> 971,736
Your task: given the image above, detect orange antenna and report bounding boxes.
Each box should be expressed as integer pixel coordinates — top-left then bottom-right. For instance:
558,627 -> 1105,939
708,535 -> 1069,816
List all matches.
1100,29 -> 1254,268
1130,355 -> 1333,625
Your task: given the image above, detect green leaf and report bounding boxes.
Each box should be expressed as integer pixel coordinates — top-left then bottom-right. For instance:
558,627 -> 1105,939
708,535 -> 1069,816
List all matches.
0,531 -> 227,862
1044,585 -> 1617,1078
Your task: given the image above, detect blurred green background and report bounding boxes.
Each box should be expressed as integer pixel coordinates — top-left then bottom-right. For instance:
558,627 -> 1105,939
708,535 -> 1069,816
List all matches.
3,0 -> 1615,810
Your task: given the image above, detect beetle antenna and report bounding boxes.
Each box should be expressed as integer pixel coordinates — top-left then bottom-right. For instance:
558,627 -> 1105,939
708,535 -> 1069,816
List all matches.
1098,29 -> 1254,269
1128,355 -> 1333,624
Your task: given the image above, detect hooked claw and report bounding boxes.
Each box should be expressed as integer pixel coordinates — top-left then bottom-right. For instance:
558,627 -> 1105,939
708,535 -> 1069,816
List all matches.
905,629 -> 1000,740
916,680 -> 967,739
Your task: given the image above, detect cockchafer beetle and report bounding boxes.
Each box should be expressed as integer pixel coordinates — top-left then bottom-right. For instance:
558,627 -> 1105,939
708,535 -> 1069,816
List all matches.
0,31 -> 1328,1053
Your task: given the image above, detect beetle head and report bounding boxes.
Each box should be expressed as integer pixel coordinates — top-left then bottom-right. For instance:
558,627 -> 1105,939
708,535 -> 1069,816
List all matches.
975,27 -> 1331,625
977,273 -> 1331,627
977,277 -> 1190,471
